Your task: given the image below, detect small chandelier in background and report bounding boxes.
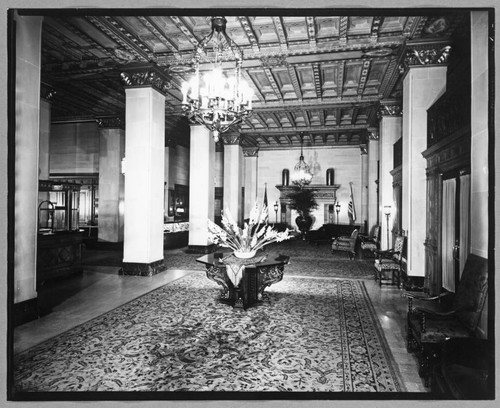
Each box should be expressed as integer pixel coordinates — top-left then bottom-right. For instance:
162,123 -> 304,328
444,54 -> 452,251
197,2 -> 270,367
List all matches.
181,16 -> 254,142
291,133 -> 313,188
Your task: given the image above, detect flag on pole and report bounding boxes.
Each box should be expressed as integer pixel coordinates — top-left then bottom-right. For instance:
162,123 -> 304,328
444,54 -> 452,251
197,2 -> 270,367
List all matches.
263,182 -> 268,207
348,182 -> 356,224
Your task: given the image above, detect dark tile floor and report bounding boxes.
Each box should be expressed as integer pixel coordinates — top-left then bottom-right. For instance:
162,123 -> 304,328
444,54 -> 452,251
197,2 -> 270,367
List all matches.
13,246 -> 428,394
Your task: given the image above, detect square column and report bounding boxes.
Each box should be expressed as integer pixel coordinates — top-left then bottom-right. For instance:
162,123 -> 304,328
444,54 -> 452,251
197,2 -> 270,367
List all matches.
402,65 -> 447,277
379,112 -> 402,250
122,87 -> 165,275
97,120 -> 125,243
367,131 -> 379,231
223,134 -> 244,224
188,125 -> 215,252
470,11 -> 489,259
243,148 -> 259,219
360,146 -> 369,233
14,14 -> 43,314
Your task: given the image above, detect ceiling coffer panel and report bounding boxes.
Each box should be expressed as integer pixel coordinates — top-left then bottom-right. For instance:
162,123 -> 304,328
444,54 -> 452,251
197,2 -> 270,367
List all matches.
320,63 -> 338,97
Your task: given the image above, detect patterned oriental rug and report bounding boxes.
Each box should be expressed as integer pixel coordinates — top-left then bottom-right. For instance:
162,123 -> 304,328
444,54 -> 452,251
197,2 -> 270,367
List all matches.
14,273 -> 405,394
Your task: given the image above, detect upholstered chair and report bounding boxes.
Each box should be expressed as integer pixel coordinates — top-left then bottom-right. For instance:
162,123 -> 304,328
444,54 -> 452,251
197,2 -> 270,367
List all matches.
360,225 -> 380,256
374,234 -> 405,287
331,229 -> 358,260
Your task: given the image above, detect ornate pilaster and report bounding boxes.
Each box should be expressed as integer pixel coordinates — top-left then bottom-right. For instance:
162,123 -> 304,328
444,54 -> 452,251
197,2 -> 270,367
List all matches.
96,116 -> 125,130
120,62 -> 172,95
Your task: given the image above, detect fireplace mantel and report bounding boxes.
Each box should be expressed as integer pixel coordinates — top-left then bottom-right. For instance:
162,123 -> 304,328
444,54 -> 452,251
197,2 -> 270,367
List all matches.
276,184 -> 340,203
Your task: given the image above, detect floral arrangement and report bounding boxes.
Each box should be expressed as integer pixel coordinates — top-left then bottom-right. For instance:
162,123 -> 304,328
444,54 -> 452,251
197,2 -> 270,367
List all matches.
207,203 -> 291,256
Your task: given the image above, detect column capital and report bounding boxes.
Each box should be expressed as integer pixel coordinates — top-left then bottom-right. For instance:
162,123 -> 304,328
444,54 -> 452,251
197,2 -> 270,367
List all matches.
360,144 -> 368,155
120,62 -> 172,95
221,133 -> 241,145
40,82 -> 56,102
97,116 -> 125,130
377,102 -> 402,119
399,40 -> 451,73
243,147 -> 259,157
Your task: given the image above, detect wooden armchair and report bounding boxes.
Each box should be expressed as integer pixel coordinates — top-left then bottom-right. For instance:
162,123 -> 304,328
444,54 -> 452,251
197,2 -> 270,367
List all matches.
331,229 -> 358,260
404,254 -> 488,387
360,225 -> 380,256
374,234 -> 406,287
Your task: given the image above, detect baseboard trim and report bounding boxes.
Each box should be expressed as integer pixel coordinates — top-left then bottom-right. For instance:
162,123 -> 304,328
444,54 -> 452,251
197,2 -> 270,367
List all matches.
120,259 -> 166,276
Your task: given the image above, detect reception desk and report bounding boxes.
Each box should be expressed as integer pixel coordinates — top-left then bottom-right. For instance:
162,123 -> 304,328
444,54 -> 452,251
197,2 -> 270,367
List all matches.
196,252 -> 290,309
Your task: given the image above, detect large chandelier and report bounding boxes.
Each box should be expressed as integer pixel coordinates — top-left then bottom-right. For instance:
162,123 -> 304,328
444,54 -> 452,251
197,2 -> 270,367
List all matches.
181,16 -> 253,142
291,133 -> 313,188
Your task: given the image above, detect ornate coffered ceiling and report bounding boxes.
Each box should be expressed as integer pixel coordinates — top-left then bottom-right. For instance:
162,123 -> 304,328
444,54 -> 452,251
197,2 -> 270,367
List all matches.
38,11 -> 468,149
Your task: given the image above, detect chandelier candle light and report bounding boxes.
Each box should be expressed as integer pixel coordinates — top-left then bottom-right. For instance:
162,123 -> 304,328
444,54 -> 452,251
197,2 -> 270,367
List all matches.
181,16 -> 254,142
291,132 -> 313,188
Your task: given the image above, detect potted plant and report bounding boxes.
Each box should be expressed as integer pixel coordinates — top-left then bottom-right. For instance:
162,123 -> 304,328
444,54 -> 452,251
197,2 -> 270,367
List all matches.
289,187 -> 318,238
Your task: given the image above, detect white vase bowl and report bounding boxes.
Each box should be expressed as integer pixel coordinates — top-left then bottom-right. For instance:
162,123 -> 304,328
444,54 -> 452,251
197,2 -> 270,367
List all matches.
233,249 -> 257,259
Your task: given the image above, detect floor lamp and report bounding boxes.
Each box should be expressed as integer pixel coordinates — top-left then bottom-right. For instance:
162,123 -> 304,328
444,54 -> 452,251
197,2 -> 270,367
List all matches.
274,201 -> 279,225
335,203 -> 340,224
384,205 -> 391,249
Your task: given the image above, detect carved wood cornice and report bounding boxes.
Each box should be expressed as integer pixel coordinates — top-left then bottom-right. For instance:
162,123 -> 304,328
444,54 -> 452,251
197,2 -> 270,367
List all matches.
120,63 -> 172,95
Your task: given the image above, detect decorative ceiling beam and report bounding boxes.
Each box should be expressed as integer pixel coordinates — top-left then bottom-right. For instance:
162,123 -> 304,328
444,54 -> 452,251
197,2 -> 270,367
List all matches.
241,134 -> 259,147
251,98 -> 378,112
287,65 -> 303,100
54,17 -> 122,63
139,16 -> 180,56
337,60 -> 345,97
168,16 -> 200,49
339,17 -> 349,45
378,57 -> 399,98
270,113 -> 282,128
241,124 -> 367,135
306,17 -> 317,47
285,112 -> 296,127
283,135 -> 292,144
272,17 -> 288,53
351,107 -> 359,125
312,63 -> 322,98
263,68 -> 283,101
370,17 -> 384,43
42,29 -> 89,61
243,70 -> 266,103
357,59 -> 371,95
259,134 -> 271,145
238,16 -> 260,53
271,135 -> 281,144
86,16 -> 151,61
336,108 -> 342,126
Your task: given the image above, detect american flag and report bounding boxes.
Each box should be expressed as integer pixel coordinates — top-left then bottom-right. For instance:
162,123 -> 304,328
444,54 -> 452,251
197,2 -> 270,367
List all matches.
348,182 -> 356,224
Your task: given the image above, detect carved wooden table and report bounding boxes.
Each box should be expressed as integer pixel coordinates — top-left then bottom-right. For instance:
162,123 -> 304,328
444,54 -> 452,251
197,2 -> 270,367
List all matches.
196,252 -> 290,309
